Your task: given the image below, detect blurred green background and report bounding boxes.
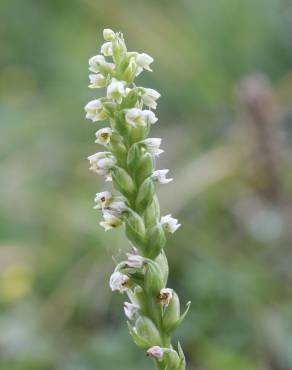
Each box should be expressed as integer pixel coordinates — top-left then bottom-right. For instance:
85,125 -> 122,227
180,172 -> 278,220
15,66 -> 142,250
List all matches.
1,0 -> 292,369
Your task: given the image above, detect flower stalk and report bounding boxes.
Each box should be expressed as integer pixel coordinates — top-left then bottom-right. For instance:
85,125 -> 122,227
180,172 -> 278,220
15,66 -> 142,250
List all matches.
85,28 -> 190,369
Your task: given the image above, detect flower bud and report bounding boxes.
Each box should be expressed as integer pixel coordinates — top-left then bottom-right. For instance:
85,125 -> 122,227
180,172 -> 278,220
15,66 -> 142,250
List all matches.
155,250 -> 169,286
112,34 -> 127,64
164,350 -> 181,370
135,178 -> 155,212
124,210 -> 146,249
121,88 -> 139,109
135,152 -> 154,185
144,222 -> 166,259
127,143 -> 142,173
109,134 -> 127,166
111,166 -> 136,198
144,261 -> 164,297
103,28 -> 116,41
134,316 -> 162,348
143,196 -> 160,227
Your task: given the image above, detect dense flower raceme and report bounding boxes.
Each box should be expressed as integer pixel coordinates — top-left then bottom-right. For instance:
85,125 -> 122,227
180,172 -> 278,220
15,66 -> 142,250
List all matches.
85,29 -> 190,370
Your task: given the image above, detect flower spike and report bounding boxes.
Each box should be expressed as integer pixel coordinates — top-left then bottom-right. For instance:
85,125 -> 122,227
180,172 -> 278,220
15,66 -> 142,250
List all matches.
84,29 -> 189,369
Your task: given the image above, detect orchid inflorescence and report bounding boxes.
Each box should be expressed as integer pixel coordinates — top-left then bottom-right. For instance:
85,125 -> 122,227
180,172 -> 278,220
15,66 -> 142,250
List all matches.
85,28 -> 190,370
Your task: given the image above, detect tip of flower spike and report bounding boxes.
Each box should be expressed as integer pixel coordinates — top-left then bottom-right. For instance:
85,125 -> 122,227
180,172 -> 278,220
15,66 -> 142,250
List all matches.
103,28 -> 116,41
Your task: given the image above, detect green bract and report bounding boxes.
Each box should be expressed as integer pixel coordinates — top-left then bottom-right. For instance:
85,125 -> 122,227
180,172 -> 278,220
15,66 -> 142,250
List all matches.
85,28 -> 189,370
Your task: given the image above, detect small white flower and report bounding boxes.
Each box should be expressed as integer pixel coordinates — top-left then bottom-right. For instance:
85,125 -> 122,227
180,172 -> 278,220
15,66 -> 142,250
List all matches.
95,127 -> 113,146
101,42 -> 113,56
124,302 -> 140,320
151,169 -> 173,184
89,55 -> 115,74
146,346 -> 164,359
103,28 -> 116,41
109,272 -> 131,292
125,108 -> 146,128
143,110 -> 158,125
160,214 -> 181,233
142,138 -> 164,157
100,212 -> 123,231
88,74 -> 106,88
107,78 -> 127,103
103,199 -> 127,218
88,55 -> 105,73
126,252 -> 144,269
157,288 -> 173,306
141,88 -> 160,109
136,53 -> 154,72
85,99 -> 108,122
94,191 -> 112,209
88,152 -> 115,180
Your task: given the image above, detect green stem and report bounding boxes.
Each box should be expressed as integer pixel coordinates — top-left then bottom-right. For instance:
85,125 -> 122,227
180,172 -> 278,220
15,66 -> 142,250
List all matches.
155,361 -> 165,370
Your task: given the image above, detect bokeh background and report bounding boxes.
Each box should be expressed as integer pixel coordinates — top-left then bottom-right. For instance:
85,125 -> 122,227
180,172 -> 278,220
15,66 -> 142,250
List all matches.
1,0 -> 292,369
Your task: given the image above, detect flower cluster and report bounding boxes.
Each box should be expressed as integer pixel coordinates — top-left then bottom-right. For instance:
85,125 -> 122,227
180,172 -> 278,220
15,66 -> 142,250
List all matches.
85,29 -> 189,370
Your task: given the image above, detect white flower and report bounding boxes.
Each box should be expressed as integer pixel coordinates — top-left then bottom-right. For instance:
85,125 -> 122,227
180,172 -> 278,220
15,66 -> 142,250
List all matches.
85,99 -> 108,122
103,28 -> 116,41
95,127 -> 113,145
151,169 -> 173,184
157,288 -> 173,306
88,152 -> 115,180
94,191 -> 112,209
142,138 -> 164,157
109,272 -> 131,292
89,55 -> 115,74
136,53 -> 154,72
141,88 -> 160,109
88,74 -> 106,88
146,346 -> 164,359
126,252 -> 144,269
101,42 -> 113,56
88,55 -> 105,73
160,214 -> 181,233
143,110 -> 158,125
100,212 -> 123,231
107,78 -> 127,103
124,302 -> 140,320
103,199 -> 127,218
125,108 -> 145,128
125,109 -> 157,128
